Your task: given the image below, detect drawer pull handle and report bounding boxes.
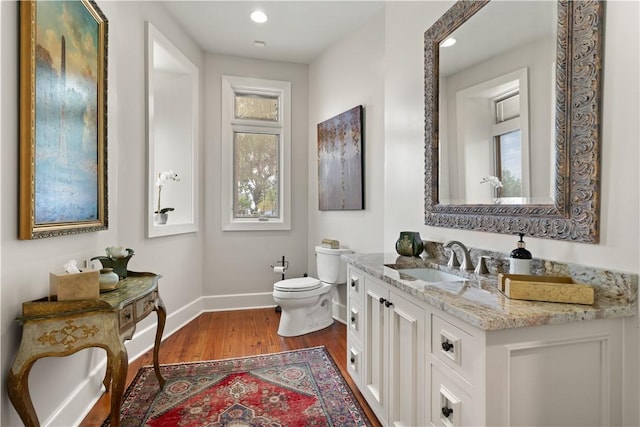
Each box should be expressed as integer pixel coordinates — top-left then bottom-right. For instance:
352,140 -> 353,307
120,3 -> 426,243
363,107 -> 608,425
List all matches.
351,278 -> 358,288
351,316 -> 356,322
379,297 -> 386,304
384,300 -> 393,308
442,341 -> 454,352
124,313 -> 132,321
350,356 -> 355,363
442,407 -> 453,418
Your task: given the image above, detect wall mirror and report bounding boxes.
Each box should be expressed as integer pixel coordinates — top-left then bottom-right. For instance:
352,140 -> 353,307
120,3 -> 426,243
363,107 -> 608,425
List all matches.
146,22 -> 199,238
424,0 -> 603,243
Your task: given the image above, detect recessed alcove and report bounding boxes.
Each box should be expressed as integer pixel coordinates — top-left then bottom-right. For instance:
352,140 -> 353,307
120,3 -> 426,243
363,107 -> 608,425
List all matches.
146,22 -> 199,238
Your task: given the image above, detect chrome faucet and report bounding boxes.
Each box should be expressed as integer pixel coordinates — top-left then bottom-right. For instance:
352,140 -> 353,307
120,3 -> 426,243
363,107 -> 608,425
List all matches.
444,240 -> 474,271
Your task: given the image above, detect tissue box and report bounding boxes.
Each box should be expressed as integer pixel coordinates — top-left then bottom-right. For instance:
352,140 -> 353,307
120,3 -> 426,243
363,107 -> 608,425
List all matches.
49,270 -> 99,301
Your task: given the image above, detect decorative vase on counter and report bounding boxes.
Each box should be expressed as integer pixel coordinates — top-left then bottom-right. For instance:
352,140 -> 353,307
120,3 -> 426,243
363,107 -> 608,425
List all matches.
91,247 -> 135,279
99,268 -> 119,292
395,231 -> 424,257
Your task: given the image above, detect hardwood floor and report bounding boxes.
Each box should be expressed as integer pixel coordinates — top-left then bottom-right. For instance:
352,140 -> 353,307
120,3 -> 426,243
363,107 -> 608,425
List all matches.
80,309 -> 381,426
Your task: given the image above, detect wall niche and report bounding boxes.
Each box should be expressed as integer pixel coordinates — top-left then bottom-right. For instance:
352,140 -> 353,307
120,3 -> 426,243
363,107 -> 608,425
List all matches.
146,22 -> 199,238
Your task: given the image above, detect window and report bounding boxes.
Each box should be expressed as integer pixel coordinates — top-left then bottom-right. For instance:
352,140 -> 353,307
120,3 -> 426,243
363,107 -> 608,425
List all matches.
233,132 -> 279,219
492,91 -> 523,198
221,76 -> 291,230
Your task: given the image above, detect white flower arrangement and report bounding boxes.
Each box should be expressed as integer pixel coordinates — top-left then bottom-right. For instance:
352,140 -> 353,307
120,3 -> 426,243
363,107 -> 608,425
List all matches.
155,170 -> 180,214
480,176 -> 503,188
480,176 -> 503,204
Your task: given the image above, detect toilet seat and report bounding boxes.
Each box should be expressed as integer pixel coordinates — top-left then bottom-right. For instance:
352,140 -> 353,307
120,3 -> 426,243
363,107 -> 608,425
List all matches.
274,277 -> 321,292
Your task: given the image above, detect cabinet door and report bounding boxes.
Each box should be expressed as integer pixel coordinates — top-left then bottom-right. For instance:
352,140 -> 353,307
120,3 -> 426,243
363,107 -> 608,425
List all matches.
346,267 -> 365,387
363,278 -> 389,422
347,266 -> 365,306
347,338 -> 363,388
430,363 -> 473,427
388,290 -> 426,427
349,304 -> 363,342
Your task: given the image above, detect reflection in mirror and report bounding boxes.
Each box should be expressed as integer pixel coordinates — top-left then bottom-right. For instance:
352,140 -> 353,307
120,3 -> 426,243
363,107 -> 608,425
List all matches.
438,1 -> 556,205
146,22 -> 199,238
424,0 -> 604,243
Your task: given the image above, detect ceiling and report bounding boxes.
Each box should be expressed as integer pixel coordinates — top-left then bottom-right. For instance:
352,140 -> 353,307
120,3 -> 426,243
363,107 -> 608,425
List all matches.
439,1 -> 557,76
162,1 -> 385,64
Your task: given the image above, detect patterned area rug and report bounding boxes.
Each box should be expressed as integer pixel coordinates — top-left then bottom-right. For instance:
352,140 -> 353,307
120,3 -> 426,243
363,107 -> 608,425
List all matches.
103,346 -> 371,426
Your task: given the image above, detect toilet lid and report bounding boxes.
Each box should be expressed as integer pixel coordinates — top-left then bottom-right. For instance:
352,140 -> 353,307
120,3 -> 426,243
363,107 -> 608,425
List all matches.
274,277 -> 322,292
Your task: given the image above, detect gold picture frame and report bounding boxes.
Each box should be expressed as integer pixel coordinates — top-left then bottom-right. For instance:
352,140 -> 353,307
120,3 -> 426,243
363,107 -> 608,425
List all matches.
19,0 -> 108,239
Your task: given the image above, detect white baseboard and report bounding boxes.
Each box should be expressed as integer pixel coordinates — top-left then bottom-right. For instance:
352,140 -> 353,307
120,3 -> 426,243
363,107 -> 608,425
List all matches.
44,373 -> 106,427
333,300 -> 347,325
201,291 -> 277,312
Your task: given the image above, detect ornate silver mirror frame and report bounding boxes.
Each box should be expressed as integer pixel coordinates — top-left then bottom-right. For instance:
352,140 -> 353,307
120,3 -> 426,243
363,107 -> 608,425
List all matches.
424,0 -> 604,243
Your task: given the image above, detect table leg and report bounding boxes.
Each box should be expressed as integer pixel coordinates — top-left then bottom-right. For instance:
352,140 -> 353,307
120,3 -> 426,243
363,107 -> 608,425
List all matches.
153,296 -> 167,388
103,359 -> 112,390
7,356 -> 40,427
108,344 -> 128,427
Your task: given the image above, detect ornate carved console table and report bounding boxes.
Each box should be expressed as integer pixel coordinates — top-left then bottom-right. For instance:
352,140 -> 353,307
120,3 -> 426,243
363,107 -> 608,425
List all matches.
7,271 -> 166,427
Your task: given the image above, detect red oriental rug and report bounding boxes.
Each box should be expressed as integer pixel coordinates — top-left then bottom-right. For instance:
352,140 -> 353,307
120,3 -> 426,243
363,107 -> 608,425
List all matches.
103,346 -> 371,426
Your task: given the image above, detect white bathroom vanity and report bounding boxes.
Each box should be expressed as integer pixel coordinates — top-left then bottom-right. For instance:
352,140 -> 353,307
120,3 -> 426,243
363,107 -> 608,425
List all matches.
344,253 -> 637,427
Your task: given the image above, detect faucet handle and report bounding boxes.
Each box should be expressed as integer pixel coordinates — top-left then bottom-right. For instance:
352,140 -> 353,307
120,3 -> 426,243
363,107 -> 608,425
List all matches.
474,255 -> 490,274
447,250 -> 460,269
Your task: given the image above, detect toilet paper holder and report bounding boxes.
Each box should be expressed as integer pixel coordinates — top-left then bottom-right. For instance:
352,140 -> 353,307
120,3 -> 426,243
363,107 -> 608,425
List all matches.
270,256 -> 289,280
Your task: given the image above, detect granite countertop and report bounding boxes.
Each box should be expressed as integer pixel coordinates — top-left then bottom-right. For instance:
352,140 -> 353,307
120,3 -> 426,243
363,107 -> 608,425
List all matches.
343,253 -> 638,331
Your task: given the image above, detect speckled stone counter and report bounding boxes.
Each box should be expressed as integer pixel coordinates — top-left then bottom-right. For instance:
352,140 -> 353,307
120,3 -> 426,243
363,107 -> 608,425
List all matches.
343,253 -> 638,331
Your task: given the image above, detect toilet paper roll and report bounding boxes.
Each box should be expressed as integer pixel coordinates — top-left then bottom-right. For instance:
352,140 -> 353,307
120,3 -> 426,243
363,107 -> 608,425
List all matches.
273,266 -> 286,274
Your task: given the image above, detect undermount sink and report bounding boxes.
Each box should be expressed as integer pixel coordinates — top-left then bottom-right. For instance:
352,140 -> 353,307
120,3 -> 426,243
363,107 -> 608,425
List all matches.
396,268 -> 466,283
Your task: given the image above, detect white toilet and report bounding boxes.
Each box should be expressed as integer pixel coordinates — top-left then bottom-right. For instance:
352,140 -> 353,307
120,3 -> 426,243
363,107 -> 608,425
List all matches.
273,246 -> 353,337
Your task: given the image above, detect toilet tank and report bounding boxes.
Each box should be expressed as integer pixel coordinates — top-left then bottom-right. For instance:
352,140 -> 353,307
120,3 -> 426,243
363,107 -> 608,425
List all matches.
315,246 -> 353,284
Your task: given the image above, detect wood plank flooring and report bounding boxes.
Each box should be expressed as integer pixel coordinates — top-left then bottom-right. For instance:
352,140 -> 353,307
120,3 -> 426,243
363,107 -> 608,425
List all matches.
80,309 -> 381,426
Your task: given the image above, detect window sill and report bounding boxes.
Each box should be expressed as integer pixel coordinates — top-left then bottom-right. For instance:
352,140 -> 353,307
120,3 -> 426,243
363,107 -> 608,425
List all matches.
222,219 -> 291,231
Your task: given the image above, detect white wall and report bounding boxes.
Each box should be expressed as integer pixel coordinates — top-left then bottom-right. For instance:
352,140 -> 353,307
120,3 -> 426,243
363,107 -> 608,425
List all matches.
110,2 -> 204,330
308,10 -> 386,258
308,9 -> 386,316
201,54 -> 309,305
0,2 -> 204,425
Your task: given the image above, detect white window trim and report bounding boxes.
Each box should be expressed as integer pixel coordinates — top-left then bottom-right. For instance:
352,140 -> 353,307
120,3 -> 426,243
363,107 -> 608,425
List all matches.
221,75 -> 291,231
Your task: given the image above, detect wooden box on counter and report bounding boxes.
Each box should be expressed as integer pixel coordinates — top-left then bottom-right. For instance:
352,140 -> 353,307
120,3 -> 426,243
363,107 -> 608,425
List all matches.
49,270 -> 99,301
498,273 -> 594,305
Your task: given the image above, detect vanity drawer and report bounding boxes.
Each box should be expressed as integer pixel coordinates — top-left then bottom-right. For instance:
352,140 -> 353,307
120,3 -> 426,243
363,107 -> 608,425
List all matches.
347,267 -> 364,306
119,303 -> 134,333
348,303 -> 363,343
135,291 -> 157,321
430,364 -> 472,427
347,340 -> 362,388
431,313 -> 474,382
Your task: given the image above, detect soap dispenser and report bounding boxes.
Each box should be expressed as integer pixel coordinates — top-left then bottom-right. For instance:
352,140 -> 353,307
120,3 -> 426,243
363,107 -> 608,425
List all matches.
509,233 -> 532,274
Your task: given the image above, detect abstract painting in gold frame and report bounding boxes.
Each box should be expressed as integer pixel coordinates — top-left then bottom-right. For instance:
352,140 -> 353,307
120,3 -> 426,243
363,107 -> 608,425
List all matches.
19,0 -> 108,239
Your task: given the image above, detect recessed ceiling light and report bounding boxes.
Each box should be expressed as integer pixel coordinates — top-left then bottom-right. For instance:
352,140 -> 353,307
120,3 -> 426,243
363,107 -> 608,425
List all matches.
441,37 -> 457,48
254,40 -> 266,47
250,10 -> 268,23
